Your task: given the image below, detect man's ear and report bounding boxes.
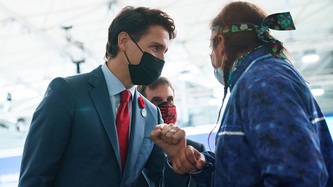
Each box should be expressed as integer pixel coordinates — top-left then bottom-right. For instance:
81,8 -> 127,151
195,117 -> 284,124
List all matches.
217,34 -> 226,56
118,32 -> 129,51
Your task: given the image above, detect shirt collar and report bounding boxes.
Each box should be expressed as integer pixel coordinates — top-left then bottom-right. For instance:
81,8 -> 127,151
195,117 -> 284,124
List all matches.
101,62 -> 135,99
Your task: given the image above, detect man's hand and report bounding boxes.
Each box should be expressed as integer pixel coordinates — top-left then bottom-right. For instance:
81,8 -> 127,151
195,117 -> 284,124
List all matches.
171,146 -> 206,174
151,124 -> 206,174
151,124 -> 186,159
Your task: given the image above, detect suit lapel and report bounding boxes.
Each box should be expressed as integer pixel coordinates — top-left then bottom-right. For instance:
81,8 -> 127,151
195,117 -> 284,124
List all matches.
88,66 -> 122,171
122,90 -> 146,179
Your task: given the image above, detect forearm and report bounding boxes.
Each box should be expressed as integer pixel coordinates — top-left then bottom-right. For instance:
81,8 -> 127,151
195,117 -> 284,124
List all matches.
191,151 -> 215,187
163,159 -> 191,187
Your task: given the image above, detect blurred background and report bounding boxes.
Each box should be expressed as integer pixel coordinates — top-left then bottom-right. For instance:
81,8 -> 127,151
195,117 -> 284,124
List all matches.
0,0 -> 332,185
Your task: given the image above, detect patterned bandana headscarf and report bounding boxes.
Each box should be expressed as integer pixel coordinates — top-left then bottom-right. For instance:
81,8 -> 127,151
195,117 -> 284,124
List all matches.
212,12 -> 296,58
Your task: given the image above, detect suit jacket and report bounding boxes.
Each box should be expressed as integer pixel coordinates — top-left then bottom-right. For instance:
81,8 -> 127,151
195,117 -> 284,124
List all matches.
137,136 -> 206,187
187,139 -> 206,187
18,66 -> 186,187
187,139 -> 205,152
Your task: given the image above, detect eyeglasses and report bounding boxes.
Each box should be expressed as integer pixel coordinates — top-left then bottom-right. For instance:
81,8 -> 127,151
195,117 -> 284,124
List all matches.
209,34 -> 219,65
210,34 -> 219,49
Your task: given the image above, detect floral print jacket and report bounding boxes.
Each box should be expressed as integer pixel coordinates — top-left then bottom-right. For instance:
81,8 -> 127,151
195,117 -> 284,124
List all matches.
193,46 -> 333,187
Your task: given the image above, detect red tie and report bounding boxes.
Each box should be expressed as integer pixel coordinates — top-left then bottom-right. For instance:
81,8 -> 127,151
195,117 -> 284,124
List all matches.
116,90 -> 131,169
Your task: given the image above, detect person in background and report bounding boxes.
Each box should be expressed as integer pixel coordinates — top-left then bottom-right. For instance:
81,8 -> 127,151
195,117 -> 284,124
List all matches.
137,76 -> 206,187
137,77 -> 206,187
138,76 -> 206,152
19,6 -> 188,187
151,1 -> 333,187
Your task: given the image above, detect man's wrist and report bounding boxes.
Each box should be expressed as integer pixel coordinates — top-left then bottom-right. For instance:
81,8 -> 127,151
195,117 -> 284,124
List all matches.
167,156 -> 174,164
166,158 -> 173,168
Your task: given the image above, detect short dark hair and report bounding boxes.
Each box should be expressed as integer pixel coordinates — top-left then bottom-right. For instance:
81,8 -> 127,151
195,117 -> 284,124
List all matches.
105,6 -> 177,60
137,76 -> 174,97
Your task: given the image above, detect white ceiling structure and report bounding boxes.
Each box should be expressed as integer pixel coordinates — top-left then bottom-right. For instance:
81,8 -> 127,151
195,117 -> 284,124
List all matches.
0,0 -> 333,130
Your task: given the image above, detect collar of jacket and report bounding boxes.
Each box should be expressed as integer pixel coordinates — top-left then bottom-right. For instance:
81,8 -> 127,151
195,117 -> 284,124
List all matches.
228,46 -> 271,91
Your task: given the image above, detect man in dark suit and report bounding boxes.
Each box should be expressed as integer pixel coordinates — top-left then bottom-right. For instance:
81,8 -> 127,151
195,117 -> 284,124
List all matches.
19,6 -> 187,187
137,77 -> 206,187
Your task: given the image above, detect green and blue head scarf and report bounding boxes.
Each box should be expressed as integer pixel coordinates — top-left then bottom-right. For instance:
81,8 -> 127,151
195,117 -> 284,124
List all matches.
212,12 -> 296,58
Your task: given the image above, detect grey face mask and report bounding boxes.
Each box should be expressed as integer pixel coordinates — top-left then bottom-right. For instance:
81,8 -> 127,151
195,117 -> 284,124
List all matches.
214,67 -> 225,86
211,54 -> 225,86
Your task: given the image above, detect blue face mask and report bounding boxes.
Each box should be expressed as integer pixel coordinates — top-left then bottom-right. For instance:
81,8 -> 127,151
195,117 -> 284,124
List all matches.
211,53 -> 226,86
125,36 -> 165,85
214,67 -> 225,86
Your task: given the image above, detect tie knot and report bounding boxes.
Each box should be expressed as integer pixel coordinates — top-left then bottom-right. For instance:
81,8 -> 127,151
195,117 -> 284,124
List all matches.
120,90 -> 131,103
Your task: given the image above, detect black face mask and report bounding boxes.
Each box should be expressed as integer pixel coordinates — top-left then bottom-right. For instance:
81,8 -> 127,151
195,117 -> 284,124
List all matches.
125,36 -> 165,85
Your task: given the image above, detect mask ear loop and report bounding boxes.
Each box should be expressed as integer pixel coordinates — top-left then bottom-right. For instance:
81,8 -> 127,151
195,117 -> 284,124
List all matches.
124,52 -> 132,65
128,35 -> 144,53
124,34 -> 144,65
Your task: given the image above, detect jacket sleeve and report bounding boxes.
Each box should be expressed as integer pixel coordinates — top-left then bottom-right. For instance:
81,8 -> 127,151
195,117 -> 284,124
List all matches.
240,71 -> 329,186
191,151 -> 215,187
142,106 -> 192,187
18,78 -> 73,187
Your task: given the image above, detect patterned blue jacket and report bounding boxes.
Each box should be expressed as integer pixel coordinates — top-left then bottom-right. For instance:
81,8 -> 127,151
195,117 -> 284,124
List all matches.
193,46 -> 333,187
